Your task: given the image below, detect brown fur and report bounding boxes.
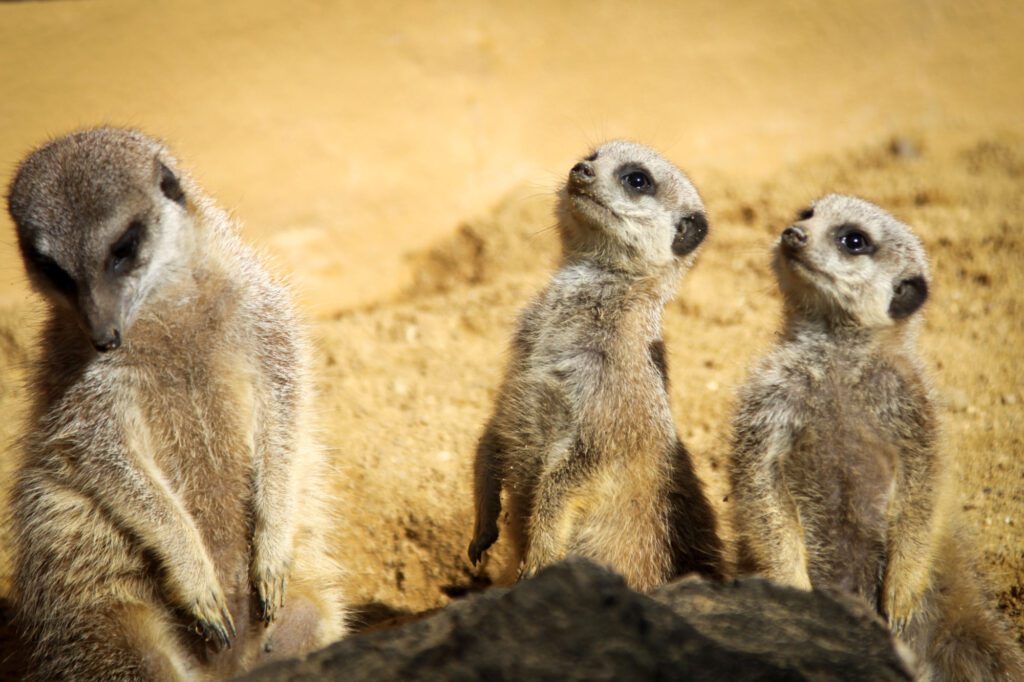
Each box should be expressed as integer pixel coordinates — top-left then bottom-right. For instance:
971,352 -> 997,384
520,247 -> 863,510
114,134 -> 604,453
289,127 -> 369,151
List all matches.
468,140 -> 723,590
729,194 -> 1024,680
7,128 -> 346,681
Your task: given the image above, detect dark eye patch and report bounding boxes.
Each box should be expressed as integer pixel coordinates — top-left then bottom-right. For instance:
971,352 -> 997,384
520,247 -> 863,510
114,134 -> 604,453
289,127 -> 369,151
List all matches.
797,206 -> 814,220
109,220 -> 146,275
584,151 -> 598,162
834,223 -> 876,256
23,245 -> 77,298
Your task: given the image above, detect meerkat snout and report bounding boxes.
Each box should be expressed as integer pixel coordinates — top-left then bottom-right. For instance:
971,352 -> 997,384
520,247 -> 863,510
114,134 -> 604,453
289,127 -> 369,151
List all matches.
780,225 -> 808,251
92,327 -> 121,352
569,161 -> 595,182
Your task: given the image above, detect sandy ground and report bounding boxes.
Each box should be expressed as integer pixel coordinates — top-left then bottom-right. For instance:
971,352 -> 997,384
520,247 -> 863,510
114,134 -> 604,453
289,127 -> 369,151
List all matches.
0,0 -> 1022,674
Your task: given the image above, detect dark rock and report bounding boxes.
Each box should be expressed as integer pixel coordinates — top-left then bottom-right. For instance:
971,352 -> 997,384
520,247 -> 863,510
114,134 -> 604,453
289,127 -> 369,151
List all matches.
653,575 -> 914,679
238,559 -> 914,682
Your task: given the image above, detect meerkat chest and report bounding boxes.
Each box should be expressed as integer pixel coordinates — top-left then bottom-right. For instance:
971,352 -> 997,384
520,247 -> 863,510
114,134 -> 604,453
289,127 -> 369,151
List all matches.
538,301 -> 663,388
130,299 -> 258,533
539,333 -> 667,427
782,362 -> 900,514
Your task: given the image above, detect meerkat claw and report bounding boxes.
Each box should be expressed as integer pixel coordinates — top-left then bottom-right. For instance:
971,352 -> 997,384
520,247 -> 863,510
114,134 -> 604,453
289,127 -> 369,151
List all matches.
889,614 -> 909,637
467,538 -> 489,565
258,575 -> 286,625
224,607 -> 237,639
468,524 -> 498,565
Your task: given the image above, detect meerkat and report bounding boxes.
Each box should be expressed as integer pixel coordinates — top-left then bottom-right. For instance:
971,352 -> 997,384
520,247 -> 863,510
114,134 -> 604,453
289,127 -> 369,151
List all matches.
6,127 -> 346,681
729,194 -> 1024,680
467,140 -> 723,590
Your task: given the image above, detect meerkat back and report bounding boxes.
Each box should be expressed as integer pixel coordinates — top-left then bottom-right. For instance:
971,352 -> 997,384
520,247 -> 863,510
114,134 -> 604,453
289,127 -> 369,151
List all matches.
468,140 -> 722,590
6,127 -> 345,681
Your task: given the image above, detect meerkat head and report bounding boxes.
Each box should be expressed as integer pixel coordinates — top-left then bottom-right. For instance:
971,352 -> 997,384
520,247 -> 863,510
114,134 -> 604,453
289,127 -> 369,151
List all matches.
774,194 -> 930,329
557,140 -> 707,274
7,128 -> 195,352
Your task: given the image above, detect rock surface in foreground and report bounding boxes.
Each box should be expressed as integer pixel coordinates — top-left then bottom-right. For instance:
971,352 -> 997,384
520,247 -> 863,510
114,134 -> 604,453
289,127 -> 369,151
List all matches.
240,559 -> 914,681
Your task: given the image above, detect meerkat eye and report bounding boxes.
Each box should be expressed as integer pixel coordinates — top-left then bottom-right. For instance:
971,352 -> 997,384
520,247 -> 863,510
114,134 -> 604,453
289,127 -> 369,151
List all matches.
110,220 -> 146,275
621,169 -> 655,195
836,224 -> 876,256
797,207 -> 814,220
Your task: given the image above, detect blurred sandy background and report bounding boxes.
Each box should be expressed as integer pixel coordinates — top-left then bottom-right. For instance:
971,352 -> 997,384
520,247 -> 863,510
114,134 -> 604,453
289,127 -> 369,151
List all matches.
0,0 -> 1022,658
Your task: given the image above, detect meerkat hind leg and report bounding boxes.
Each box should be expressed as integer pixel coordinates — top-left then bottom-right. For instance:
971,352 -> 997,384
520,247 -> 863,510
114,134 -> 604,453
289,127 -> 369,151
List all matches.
28,599 -> 195,682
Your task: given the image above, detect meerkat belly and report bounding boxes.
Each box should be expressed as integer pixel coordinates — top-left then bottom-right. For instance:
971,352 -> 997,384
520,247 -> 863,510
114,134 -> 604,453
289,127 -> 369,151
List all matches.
144,345 -> 257,608
566,369 -> 676,585
785,412 -> 895,600
566,453 -> 673,587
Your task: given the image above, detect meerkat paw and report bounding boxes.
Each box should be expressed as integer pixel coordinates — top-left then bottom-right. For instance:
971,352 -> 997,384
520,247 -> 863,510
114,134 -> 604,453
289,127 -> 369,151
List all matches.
188,585 -> 237,651
468,523 -> 499,565
520,546 -> 561,581
518,564 -> 538,581
252,551 -> 291,626
171,555 -> 236,649
882,561 -> 930,636
782,564 -> 813,591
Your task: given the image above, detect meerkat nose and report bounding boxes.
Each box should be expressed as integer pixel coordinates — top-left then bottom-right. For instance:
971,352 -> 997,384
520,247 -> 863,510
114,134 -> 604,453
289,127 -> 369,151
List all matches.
782,226 -> 808,250
570,162 -> 596,182
93,328 -> 122,352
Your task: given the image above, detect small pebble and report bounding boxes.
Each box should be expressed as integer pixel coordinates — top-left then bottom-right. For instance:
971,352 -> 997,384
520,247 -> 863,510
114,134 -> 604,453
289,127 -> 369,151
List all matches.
889,137 -> 920,158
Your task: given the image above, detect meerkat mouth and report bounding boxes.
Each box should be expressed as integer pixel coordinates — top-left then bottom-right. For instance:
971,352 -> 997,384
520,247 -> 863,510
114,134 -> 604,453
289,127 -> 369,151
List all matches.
781,250 -> 835,283
569,189 -> 608,210
568,190 -> 617,226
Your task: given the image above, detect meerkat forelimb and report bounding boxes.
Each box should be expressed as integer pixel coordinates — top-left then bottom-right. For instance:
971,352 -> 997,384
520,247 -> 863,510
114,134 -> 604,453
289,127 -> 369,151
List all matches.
7,127 -> 345,680
729,402 -> 813,590
468,140 -> 722,590
468,420 -> 504,565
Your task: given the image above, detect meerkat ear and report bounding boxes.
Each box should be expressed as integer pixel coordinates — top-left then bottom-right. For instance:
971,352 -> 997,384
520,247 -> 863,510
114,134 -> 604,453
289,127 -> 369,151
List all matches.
672,211 -> 708,256
889,275 -> 928,319
156,159 -> 186,206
